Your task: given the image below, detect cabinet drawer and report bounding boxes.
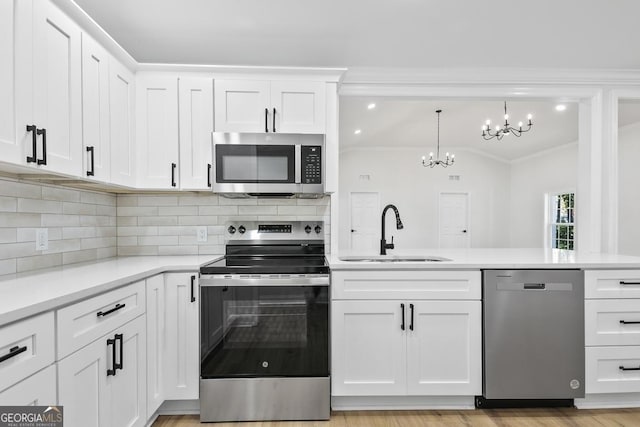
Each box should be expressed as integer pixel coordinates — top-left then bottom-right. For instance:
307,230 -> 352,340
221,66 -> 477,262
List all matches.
331,270 -> 481,300
0,365 -> 57,405
585,270 -> 640,299
57,281 -> 145,359
585,299 -> 640,346
0,312 -> 55,393
586,346 -> 640,393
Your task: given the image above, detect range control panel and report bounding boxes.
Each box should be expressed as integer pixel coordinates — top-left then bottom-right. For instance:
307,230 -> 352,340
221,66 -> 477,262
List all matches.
301,146 -> 322,184
226,221 -> 324,241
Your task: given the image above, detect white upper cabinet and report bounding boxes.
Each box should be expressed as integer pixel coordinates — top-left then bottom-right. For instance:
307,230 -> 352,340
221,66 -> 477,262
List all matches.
31,0 -> 83,176
109,59 -> 136,187
214,79 -> 326,134
136,74 -> 179,189
0,0 -> 20,164
81,34 -> 111,182
179,77 -> 214,190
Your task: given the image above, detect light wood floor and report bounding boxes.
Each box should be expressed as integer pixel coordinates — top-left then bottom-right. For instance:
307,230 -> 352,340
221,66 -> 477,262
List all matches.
152,408 -> 640,427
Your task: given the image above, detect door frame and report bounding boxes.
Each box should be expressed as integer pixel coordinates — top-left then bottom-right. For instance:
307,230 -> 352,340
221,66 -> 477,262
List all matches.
348,191 -> 380,250
437,191 -> 471,249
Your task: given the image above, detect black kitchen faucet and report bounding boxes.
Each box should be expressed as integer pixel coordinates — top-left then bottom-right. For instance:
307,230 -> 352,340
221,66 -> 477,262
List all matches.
380,204 -> 404,255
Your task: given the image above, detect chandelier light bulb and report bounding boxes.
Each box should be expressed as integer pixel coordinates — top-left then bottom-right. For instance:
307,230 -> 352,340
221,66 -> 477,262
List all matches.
486,119 -> 491,125
527,114 -> 533,120
504,114 -> 509,120
495,125 -> 501,131
518,121 -> 523,127
422,155 -> 426,160
429,152 -> 434,157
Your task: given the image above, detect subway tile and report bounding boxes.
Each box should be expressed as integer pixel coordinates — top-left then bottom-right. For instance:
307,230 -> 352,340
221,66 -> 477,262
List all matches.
158,245 -> 198,255
178,194 -> 219,206
138,216 -> 178,226
207,225 -> 226,235
117,226 -> 159,237
63,202 -> 97,215
41,214 -> 79,227
117,236 -> 138,246
117,216 -> 137,226
296,197 -> 330,206
0,229 -> 16,244
118,246 -> 159,256
179,235 -> 210,245
157,226 -> 197,236
63,249 -> 98,265
0,196 -> 17,212
198,245 -> 225,255
158,206 -> 198,216
138,196 -> 178,206
97,247 -> 116,259
1,213 -> 40,227
117,206 -> 159,217
257,215 -> 298,222
96,227 -> 116,238
277,206 -> 317,215
0,242 -> 37,260
219,197 -> 257,206
258,198 -> 296,206
17,253 -> 63,273
117,195 -> 138,207
81,237 -> 117,249
138,236 -> 179,246
80,215 -> 113,226
238,205 -> 278,215
0,259 -> 16,276
17,198 -> 63,214
42,239 -> 81,255
198,205 -> 238,215
96,205 -> 116,216
42,186 -> 81,202
217,215 -> 257,224
17,227 -> 62,242
80,191 -> 116,206
178,216 -> 219,226
0,180 -> 42,199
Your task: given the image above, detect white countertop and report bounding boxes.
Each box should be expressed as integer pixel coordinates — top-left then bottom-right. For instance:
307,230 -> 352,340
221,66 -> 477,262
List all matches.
0,255 -> 221,327
328,248 -> 640,270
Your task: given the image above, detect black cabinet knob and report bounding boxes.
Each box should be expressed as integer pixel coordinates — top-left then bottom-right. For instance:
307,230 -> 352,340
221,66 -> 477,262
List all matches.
314,225 -> 322,234
227,226 -> 236,234
238,225 -> 246,234
304,225 -> 312,234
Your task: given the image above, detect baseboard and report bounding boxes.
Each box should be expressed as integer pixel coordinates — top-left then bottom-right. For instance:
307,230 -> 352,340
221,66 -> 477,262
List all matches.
575,393 -> 640,409
331,395 -> 476,411
157,399 -> 200,415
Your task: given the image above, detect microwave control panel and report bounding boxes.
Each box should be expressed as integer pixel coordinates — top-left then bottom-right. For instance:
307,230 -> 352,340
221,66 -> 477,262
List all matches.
302,145 -> 322,184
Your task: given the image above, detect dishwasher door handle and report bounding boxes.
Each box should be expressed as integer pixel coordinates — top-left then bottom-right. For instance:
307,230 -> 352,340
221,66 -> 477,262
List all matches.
523,283 -> 546,290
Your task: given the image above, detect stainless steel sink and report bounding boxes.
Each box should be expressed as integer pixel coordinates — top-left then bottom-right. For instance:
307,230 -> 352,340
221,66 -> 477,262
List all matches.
338,255 -> 451,262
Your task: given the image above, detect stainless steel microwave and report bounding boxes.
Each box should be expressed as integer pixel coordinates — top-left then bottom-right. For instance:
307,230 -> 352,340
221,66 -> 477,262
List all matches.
212,132 -> 324,197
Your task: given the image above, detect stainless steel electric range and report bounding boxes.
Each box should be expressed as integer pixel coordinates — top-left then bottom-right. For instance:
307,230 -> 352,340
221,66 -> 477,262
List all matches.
198,221 -> 330,422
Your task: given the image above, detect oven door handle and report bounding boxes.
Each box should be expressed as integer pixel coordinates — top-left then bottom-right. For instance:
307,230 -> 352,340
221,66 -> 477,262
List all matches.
199,276 -> 329,287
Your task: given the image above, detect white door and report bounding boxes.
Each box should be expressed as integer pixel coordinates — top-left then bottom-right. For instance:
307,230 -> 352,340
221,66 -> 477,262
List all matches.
214,79 -> 270,132
438,192 -> 470,248
406,301 -> 481,396
0,365 -> 57,406
350,192 -> 380,251
271,81 -> 326,133
109,59 -> 135,186
164,273 -> 199,400
179,77 -> 214,190
331,300 -> 407,396
136,75 -> 179,189
32,0 -> 82,176
146,275 -> 165,417
0,0 -> 20,164
107,316 -> 146,427
81,34 -> 111,181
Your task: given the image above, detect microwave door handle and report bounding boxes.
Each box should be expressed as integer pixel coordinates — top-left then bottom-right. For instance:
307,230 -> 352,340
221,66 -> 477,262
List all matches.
295,145 -> 301,183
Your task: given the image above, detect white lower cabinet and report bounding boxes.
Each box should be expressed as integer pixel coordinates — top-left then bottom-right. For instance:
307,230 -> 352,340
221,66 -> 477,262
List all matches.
58,315 -> 146,427
0,365 -> 57,405
146,274 -> 165,416
164,273 -> 199,400
331,299 -> 481,397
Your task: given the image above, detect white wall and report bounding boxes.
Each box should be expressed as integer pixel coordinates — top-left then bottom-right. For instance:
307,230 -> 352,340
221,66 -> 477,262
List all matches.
338,147 -> 511,251
618,122 -> 640,256
509,143 -> 578,248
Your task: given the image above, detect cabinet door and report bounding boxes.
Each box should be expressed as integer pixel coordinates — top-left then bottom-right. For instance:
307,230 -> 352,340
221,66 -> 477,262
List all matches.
109,60 -> 135,186
81,34 -> 111,181
164,273 -> 199,400
58,333 -> 109,427
0,365 -> 57,406
32,0 -> 82,176
0,0 -> 20,164
107,316 -> 146,427
214,79 -> 270,132
331,300 -> 407,396
146,275 -> 165,417
406,301 -> 481,395
271,81 -> 326,134
136,74 -> 179,189
179,77 -> 213,190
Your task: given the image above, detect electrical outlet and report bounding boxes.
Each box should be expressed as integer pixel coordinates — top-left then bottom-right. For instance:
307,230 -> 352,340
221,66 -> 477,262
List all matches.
36,228 -> 48,251
196,226 -> 208,242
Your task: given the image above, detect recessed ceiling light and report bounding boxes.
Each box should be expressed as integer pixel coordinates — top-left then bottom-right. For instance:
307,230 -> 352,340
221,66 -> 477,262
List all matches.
367,103 -> 376,110
555,104 -> 567,112
354,129 -> 362,135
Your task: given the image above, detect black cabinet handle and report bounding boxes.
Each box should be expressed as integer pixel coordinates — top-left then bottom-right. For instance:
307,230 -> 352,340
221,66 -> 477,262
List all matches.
191,275 -> 196,302
97,303 -> 125,317
620,365 -> 640,371
171,163 -> 177,187
86,146 -> 95,176
26,125 -> 37,163
400,303 -> 405,331
409,303 -> 414,331
265,108 -> 269,132
524,283 -> 546,290
207,163 -> 212,187
36,128 -> 47,165
114,333 -> 123,372
107,337 -> 117,376
620,320 -> 640,325
273,107 -> 276,132
0,345 -> 27,364
620,281 -> 640,286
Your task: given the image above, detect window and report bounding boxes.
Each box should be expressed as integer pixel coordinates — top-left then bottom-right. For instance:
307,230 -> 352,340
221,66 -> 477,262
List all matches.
549,192 -> 575,250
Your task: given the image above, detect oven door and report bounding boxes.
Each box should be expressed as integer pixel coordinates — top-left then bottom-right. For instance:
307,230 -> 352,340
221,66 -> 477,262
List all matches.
200,276 -> 329,379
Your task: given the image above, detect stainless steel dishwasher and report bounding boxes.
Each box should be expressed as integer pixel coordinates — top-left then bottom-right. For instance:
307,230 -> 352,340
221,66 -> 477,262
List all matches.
478,269 -> 584,407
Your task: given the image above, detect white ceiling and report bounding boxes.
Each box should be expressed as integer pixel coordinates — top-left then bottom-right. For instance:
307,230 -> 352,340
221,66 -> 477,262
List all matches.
73,0 -> 640,69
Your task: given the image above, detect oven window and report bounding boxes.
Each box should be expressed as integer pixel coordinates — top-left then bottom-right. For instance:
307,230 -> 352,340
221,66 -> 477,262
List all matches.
215,145 -> 295,183
200,286 -> 329,378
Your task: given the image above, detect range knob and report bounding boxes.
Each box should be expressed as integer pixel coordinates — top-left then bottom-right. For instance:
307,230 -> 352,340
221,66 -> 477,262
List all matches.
304,225 -> 312,234
238,225 -> 246,234
314,225 -> 322,234
227,225 -> 236,234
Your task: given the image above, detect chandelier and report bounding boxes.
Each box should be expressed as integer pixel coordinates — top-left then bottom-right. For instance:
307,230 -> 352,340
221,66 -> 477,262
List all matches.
482,101 -> 533,141
422,109 -> 454,168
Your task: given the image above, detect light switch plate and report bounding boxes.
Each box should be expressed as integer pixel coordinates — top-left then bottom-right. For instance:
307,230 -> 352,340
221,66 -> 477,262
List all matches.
197,226 -> 208,242
36,228 -> 48,251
